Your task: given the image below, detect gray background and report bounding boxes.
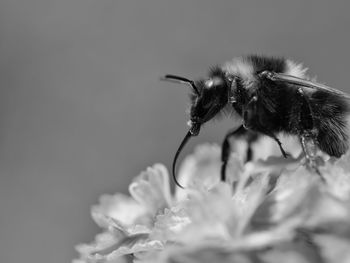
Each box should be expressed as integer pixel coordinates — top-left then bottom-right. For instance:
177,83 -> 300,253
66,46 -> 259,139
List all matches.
0,1 -> 349,263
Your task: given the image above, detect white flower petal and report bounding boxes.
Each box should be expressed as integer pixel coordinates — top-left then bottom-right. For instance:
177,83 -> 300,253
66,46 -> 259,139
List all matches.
261,250 -> 312,263
321,161 -> 350,200
75,231 -> 119,258
91,193 -> 148,230
314,234 -> 350,263
303,192 -> 350,230
154,183 -> 236,243
90,235 -> 163,263
129,164 -> 172,215
151,206 -> 191,242
166,247 -> 255,263
232,173 -> 270,236
175,144 -> 222,192
175,143 -> 243,200
257,167 -> 319,225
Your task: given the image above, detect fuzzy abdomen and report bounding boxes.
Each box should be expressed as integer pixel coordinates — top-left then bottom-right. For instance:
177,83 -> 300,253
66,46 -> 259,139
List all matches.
311,91 -> 350,157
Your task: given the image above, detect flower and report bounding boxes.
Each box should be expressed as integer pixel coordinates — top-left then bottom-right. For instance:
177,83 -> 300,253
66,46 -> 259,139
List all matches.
73,141 -> 350,263
74,164 -> 171,263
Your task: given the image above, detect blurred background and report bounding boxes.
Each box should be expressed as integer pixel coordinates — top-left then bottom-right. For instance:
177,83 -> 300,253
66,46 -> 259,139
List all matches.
0,0 -> 350,262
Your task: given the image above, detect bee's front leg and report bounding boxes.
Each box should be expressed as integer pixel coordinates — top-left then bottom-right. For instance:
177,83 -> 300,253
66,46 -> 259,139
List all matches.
221,126 -> 244,182
220,126 -> 258,181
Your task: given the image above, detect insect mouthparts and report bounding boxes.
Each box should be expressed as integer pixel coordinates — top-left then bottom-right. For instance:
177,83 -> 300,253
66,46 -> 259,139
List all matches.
189,123 -> 200,136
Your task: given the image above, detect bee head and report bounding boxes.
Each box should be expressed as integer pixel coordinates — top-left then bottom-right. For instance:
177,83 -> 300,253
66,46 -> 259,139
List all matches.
188,73 -> 229,135
162,68 -> 230,188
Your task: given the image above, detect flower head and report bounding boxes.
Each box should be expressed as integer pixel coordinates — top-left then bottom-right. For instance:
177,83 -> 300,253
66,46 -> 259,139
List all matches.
74,141 -> 350,263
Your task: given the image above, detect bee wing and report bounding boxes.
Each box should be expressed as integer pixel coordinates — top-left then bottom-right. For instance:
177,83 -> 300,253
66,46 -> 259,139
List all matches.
260,71 -> 350,99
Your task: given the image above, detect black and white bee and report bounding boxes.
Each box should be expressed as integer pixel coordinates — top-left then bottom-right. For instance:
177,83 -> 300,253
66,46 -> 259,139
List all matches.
162,55 -> 350,187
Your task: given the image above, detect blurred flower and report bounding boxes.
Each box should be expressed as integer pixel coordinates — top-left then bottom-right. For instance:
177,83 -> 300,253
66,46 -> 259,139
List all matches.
73,141 -> 350,263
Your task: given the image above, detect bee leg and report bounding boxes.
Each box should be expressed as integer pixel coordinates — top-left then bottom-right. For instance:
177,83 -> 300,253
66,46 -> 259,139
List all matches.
220,126 -> 245,181
220,126 -> 259,181
296,88 -> 324,179
300,134 -> 324,179
242,94 -> 289,159
269,134 -> 289,158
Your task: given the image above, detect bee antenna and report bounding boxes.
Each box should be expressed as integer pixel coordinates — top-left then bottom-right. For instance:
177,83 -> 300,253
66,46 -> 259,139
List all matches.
162,74 -> 200,96
172,130 -> 192,189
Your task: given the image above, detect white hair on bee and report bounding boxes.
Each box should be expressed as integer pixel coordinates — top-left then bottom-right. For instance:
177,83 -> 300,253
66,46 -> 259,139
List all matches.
205,78 -> 223,89
222,57 -> 254,80
285,59 -> 308,78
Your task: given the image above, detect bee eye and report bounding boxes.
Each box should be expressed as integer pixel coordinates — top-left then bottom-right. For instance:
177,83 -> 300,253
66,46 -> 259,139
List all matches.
205,79 -> 214,88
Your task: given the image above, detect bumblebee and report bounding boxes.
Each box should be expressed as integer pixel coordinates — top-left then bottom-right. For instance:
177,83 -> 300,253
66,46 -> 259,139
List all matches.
163,55 -> 350,187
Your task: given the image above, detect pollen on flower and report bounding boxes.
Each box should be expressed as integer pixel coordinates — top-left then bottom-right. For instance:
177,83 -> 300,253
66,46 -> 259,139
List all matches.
73,141 -> 350,263
168,215 -> 191,232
